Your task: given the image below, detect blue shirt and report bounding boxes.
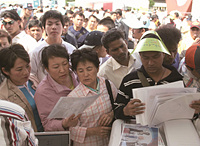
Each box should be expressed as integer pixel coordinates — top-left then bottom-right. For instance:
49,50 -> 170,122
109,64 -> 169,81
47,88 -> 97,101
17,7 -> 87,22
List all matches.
18,80 -> 44,132
68,25 -> 89,48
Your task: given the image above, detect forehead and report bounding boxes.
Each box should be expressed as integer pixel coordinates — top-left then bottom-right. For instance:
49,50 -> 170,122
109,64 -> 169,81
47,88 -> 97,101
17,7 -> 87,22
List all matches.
3,17 -> 14,22
140,51 -> 162,57
30,26 -> 42,30
46,18 -> 61,23
97,25 -> 108,32
74,15 -> 84,19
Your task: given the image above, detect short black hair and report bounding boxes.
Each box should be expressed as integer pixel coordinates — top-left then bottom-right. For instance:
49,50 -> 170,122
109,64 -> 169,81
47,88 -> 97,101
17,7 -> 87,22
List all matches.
65,10 -> 74,15
70,48 -> 99,71
101,28 -> 125,51
155,24 -> 181,51
88,14 -> 99,22
41,44 -> 69,69
63,15 -> 70,23
0,44 -> 29,78
41,10 -> 64,29
1,10 -> 21,21
98,17 -> 115,30
115,9 -> 122,16
73,11 -> 85,19
28,19 -> 43,29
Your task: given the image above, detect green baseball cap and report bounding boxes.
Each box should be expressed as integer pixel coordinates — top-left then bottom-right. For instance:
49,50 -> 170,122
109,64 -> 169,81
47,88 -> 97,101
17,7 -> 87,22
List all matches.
134,31 -> 171,55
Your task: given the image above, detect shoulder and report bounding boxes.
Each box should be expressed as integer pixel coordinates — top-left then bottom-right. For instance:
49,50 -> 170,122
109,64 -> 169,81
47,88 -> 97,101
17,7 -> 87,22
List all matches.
62,41 -> 76,54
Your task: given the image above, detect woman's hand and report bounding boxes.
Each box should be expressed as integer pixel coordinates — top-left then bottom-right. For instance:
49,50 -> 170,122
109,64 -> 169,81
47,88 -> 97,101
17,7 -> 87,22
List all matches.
123,99 -> 145,117
86,126 -> 111,137
98,111 -> 114,126
62,114 -> 81,129
190,100 -> 200,113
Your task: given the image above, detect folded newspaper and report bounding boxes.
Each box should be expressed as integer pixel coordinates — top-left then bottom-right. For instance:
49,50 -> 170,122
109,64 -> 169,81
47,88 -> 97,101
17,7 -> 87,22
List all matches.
48,94 -> 99,119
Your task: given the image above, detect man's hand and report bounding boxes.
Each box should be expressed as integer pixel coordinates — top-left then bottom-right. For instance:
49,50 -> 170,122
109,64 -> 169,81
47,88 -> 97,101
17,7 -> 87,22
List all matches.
123,99 -> 145,116
190,100 -> 200,113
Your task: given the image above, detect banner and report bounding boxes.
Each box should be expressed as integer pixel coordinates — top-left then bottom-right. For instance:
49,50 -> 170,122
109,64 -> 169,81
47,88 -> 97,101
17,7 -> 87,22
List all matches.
165,0 -> 192,16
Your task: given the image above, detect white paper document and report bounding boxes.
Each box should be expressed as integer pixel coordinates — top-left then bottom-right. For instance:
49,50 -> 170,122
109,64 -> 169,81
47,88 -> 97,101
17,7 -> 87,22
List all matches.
48,94 -> 99,119
132,81 -> 199,126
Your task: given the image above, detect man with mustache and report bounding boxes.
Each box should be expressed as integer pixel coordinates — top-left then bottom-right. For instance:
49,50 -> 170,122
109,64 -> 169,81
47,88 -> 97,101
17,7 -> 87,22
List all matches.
179,21 -> 200,61
98,28 -> 142,89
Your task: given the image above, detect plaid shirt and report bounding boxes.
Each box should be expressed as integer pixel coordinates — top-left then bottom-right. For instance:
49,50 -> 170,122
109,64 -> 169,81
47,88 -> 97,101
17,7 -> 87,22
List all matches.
68,77 -> 117,146
179,58 -> 200,92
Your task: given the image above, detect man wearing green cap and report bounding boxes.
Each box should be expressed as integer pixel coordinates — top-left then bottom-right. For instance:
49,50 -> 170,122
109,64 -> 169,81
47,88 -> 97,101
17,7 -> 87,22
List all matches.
114,31 -> 183,120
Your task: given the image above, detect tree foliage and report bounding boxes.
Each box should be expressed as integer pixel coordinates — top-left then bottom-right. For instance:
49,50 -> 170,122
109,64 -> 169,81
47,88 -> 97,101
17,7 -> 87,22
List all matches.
149,0 -> 155,8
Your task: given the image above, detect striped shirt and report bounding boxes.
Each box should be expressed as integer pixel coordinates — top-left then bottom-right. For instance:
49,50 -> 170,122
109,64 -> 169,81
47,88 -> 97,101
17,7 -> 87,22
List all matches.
67,77 -> 118,146
114,65 -> 183,120
0,100 -> 38,146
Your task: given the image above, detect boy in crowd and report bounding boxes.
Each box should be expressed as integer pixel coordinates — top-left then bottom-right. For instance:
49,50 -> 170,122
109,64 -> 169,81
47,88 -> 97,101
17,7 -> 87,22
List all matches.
30,10 -> 76,82
28,19 -> 44,42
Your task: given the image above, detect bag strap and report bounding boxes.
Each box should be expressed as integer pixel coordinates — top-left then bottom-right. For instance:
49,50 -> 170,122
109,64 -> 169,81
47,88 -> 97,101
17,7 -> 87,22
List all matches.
105,79 -> 115,110
137,70 -> 150,87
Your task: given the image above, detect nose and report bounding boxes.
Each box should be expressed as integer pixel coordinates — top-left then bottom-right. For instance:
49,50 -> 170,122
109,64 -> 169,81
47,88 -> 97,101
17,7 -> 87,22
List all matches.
59,65 -> 65,73
23,68 -> 30,75
84,71 -> 89,77
147,59 -> 154,65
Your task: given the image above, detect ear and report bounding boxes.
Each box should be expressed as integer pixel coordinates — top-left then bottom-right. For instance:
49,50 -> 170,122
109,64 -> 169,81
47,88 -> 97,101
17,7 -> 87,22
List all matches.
2,67 -> 9,76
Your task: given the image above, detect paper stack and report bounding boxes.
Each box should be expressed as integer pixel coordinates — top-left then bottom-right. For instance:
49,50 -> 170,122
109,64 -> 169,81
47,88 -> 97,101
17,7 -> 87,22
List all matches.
132,81 -> 199,126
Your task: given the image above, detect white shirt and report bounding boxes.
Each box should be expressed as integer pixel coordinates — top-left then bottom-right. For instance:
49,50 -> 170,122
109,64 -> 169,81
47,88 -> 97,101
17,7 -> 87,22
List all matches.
12,31 -> 37,53
98,53 -> 142,89
30,39 -> 76,82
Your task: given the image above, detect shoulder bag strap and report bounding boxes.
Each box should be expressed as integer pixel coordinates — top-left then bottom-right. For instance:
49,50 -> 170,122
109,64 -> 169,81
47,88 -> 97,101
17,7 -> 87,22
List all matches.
137,70 -> 150,87
105,79 -> 115,110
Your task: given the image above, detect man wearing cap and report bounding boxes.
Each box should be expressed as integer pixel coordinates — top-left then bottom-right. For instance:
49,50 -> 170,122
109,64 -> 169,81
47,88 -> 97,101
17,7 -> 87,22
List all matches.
123,18 -> 149,49
178,44 -> 200,123
79,30 -> 107,64
1,10 -> 37,53
99,28 -> 142,89
179,44 -> 200,92
178,21 -> 200,61
21,3 -> 34,32
114,31 -> 183,120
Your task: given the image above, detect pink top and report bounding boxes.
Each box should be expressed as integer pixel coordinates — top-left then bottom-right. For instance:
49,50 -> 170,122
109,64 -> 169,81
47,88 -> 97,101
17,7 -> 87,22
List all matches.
34,71 -> 79,131
67,77 -> 118,146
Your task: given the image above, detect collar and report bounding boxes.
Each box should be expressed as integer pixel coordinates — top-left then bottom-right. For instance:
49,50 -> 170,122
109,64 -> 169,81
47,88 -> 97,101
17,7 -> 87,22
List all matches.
84,77 -> 100,94
47,70 -> 78,93
111,54 -> 136,71
13,31 -> 26,40
79,77 -> 104,96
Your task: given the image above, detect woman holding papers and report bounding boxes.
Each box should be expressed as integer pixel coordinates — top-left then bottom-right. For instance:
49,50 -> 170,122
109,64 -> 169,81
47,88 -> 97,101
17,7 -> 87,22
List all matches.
34,44 -> 80,131
114,31 -> 183,120
68,48 -> 118,146
0,44 -> 43,132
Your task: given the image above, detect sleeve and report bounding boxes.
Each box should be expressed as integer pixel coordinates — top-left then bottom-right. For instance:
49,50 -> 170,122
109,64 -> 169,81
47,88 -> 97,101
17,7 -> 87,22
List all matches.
69,124 -> 87,143
114,77 -> 133,120
30,51 -> 38,78
34,89 -> 65,131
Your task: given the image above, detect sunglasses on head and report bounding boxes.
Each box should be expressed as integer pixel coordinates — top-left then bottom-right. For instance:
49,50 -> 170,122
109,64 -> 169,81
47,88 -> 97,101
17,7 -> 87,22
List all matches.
2,20 -> 15,25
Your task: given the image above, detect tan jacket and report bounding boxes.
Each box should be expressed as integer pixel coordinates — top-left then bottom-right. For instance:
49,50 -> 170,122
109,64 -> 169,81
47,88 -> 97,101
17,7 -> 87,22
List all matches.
0,78 -> 37,132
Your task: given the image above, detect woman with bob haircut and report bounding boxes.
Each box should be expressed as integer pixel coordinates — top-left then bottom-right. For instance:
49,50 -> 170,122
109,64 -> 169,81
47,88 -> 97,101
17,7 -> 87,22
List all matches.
0,44 -> 43,132
68,48 -> 118,146
34,44 -> 80,131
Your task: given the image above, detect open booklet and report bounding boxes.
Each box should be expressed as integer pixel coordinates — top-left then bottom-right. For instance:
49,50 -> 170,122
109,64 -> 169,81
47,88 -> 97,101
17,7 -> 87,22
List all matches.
47,94 -> 100,119
132,81 -> 199,126
119,123 -> 159,146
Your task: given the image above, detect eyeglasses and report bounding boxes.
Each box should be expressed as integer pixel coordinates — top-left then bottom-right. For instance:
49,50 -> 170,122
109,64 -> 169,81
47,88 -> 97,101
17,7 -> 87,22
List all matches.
2,20 -> 15,25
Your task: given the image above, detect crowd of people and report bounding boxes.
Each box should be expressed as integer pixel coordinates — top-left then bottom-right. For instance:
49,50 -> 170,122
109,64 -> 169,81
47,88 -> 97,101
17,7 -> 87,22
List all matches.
0,2 -> 200,146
